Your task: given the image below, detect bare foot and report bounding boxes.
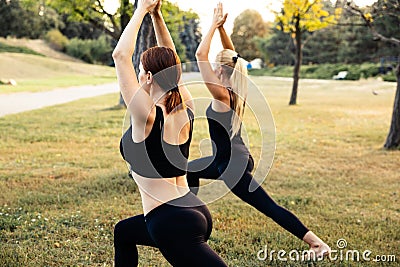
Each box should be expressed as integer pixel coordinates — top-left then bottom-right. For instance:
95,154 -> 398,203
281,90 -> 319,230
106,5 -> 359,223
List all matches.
309,242 -> 331,259
302,231 -> 331,260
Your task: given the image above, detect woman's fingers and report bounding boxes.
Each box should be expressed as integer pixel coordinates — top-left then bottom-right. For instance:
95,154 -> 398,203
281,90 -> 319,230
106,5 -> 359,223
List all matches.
140,0 -> 158,12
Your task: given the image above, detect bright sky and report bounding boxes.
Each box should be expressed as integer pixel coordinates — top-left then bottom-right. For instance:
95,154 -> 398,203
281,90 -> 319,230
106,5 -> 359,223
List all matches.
104,0 -> 378,59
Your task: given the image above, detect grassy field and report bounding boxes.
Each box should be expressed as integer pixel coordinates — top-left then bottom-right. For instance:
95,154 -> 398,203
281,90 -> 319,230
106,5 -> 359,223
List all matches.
0,53 -> 115,94
0,76 -> 399,266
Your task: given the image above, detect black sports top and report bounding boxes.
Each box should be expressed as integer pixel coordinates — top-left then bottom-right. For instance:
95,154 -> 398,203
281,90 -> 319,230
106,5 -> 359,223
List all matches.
120,105 -> 194,178
206,89 -> 249,163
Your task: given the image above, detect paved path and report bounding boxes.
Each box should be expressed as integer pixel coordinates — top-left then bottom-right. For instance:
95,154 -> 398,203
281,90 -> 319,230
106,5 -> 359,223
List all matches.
0,73 -> 203,118
0,83 -> 119,117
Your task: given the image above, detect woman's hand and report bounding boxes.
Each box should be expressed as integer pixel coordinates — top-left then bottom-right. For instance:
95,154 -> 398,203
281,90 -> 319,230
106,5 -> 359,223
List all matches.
212,2 -> 228,28
149,0 -> 162,15
137,0 -> 159,13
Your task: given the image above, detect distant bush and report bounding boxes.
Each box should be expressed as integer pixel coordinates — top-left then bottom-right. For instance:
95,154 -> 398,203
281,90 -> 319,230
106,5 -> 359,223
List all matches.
382,73 -> 397,82
249,63 -> 387,81
65,36 -> 112,64
0,42 -> 43,56
44,30 -> 69,51
359,64 -> 380,79
344,69 -> 361,80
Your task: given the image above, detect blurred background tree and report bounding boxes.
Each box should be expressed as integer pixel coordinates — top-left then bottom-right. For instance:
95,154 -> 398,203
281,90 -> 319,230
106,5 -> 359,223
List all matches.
0,0 -> 202,106
346,0 -> 400,149
231,9 -> 270,61
0,0 -> 201,66
0,0 -> 61,39
275,0 -> 341,105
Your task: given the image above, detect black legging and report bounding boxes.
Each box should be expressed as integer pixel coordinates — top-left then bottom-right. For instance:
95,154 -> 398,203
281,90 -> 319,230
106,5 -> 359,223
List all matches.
114,192 -> 227,267
187,155 -> 309,240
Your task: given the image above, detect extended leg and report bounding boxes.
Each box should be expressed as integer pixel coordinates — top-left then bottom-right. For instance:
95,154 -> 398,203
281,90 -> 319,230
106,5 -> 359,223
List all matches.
221,158 -> 309,240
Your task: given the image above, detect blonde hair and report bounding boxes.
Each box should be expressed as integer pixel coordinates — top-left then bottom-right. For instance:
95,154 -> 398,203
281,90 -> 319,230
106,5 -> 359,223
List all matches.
215,49 -> 248,138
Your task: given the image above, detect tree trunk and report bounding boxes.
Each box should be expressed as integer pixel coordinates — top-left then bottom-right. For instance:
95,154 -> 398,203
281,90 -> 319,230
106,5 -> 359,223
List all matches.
384,57 -> 400,149
289,24 -> 302,105
118,0 -> 157,106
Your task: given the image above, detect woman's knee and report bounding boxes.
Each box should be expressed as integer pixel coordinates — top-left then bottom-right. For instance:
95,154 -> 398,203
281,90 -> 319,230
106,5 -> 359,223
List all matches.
114,220 -> 127,245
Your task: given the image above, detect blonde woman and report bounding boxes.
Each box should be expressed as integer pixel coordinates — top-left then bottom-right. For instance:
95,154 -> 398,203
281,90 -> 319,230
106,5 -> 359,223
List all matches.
188,2 -> 331,258
113,0 -> 227,266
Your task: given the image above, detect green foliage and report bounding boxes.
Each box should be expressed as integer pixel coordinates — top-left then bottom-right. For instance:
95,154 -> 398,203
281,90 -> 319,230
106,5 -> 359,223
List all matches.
257,0 -> 397,66
0,42 -> 43,56
44,30 -> 69,51
160,1 -> 202,63
180,15 -> 202,64
256,29 -> 294,65
1,0 -> 201,65
65,36 -> 112,65
383,73 -> 397,82
0,0 -> 62,39
344,70 -> 361,81
249,63 -> 387,81
0,0 -> 41,39
161,1 -> 186,61
90,36 -> 113,65
359,64 -> 381,79
231,9 -> 269,60
46,0 -> 109,26
371,0 -> 400,41
60,14 -> 103,40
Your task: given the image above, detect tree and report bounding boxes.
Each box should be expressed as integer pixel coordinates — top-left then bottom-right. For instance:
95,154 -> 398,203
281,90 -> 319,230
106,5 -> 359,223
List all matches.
159,1 -> 188,62
256,29 -> 294,65
346,0 -> 400,149
180,14 -> 202,70
17,0 -> 200,105
60,14 -> 104,40
47,0 -> 156,106
0,0 -> 61,39
231,9 -> 269,61
275,0 -> 340,105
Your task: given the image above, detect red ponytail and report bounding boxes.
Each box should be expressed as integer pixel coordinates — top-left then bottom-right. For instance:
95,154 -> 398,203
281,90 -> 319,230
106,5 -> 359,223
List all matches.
141,47 -> 184,114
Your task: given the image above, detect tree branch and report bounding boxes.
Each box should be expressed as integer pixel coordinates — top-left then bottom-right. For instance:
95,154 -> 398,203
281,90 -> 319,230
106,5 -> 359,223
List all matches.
327,21 -> 366,26
74,7 -> 120,40
346,3 -> 400,46
303,0 -> 318,14
94,0 -> 120,34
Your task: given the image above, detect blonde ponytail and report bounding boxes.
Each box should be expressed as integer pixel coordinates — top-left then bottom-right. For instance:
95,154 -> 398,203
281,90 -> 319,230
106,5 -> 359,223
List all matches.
230,57 -> 248,138
215,49 -> 248,138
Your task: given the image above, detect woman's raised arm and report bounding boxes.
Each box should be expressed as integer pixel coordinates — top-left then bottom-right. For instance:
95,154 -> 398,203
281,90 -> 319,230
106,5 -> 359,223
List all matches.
150,0 -> 194,110
195,2 -> 229,102
150,0 -> 175,50
112,0 -> 158,119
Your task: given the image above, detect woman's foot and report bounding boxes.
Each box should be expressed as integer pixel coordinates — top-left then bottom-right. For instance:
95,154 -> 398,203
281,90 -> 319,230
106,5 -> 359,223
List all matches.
302,231 -> 331,260
308,242 -> 331,259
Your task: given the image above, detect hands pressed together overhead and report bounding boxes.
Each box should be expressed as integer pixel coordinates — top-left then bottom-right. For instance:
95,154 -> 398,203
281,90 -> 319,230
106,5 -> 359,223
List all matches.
213,2 -> 228,28
137,0 -> 161,14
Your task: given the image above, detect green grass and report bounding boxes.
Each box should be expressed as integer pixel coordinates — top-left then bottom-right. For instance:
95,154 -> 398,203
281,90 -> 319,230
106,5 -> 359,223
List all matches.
0,42 -> 44,56
0,53 -> 116,93
0,77 -> 399,266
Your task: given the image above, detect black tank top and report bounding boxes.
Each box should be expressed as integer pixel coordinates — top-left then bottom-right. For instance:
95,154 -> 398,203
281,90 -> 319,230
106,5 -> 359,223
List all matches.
120,105 -> 194,178
206,90 -> 249,163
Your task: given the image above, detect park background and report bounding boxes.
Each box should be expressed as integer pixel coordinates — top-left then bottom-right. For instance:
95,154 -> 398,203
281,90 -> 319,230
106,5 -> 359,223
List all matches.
0,0 -> 399,266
